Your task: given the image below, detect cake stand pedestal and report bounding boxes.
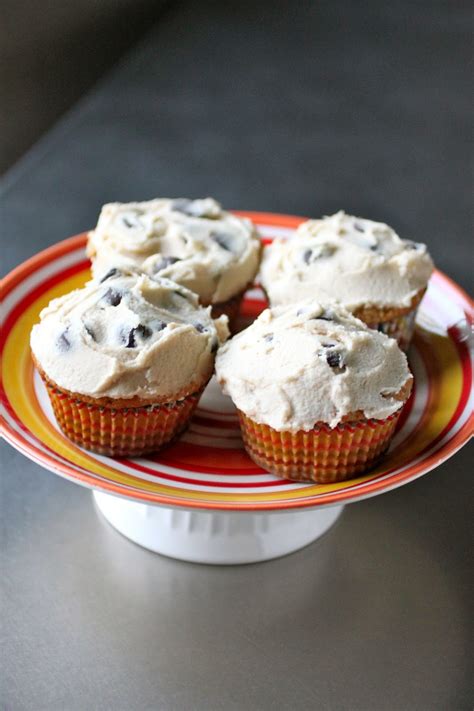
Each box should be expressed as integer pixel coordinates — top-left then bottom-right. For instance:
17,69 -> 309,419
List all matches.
93,491 -> 344,565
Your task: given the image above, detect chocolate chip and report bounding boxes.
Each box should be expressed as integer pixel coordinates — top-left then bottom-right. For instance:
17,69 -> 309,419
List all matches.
369,244 -> 378,251
101,288 -> 122,307
303,245 -> 335,263
211,232 -> 233,252
354,223 -> 365,232
195,323 -> 207,333
56,330 -> 71,351
99,267 -> 121,283
123,329 -> 137,348
153,256 -> 181,273
263,334 -> 273,342
84,324 -> 96,341
317,311 -> 334,322
150,320 -> 167,332
135,324 -> 152,339
173,289 -> 188,300
121,213 -> 142,229
123,323 -> 153,347
326,350 -> 346,372
321,341 -> 336,348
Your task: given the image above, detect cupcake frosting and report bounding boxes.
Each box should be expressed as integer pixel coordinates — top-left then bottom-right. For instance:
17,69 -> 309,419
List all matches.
215,301 -> 412,431
260,211 -> 433,310
31,271 -> 229,401
87,197 -> 262,304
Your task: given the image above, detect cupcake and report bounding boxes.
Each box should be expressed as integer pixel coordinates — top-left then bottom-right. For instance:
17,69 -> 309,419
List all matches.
87,197 -> 262,329
260,211 -> 433,350
215,301 -> 413,483
30,271 -> 229,456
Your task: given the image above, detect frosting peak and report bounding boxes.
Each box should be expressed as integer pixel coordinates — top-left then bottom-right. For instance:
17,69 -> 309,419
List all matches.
87,198 -> 262,304
31,272 -> 229,401
260,211 -> 433,310
216,300 -> 412,430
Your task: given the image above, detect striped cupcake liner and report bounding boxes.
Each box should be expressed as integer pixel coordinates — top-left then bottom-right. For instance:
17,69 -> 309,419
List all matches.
43,378 -> 203,457
237,410 -> 402,483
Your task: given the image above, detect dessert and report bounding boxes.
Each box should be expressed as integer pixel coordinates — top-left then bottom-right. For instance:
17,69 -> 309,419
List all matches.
87,197 -> 262,329
260,211 -> 433,350
215,301 -> 413,483
30,270 -> 228,456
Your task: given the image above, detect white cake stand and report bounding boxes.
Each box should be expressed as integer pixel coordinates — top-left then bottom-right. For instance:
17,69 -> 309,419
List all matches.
1,218 -> 472,565
93,491 -> 344,564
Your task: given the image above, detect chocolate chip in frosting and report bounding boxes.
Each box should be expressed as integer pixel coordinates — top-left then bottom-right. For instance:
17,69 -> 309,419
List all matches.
302,244 -> 335,264
153,256 -> 181,273
194,323 -> 207,333
101,288 -> 122,307
172,199 -> 218,219
210,231 -> 234,252
151,320 -> 167,332
56,329 -> 71,351
316,309 -> 336,322
122,323 -> 152,348
263,334 -> 274,342
99,267 -> 121,283
84,324 -> 96,341
135,324 -> 152,339
354,222 -> 365,233
121,213 -> 143,230
325,350 -> 346,373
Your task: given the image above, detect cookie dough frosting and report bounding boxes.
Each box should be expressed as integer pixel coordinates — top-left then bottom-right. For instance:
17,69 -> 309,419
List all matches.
31,271 -> 229,401
260,211 -> 433,310
87,197 -> 262,304
216,301 -> 412,431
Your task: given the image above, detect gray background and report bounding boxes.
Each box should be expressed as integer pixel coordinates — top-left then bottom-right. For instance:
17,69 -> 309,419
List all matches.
1,1 -> 473,709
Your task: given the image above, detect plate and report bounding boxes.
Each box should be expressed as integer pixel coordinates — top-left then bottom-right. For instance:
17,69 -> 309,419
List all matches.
1,212 -> 472,512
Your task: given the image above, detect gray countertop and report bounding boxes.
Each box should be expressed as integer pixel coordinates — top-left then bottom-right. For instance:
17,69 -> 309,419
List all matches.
1,2 -> 472,709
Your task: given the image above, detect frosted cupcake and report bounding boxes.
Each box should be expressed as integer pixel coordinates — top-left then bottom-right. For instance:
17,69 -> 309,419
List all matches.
31,271 -> 229,456
87,197 -> 262,329
215,301 -> 412,483
260,211 -> 433,350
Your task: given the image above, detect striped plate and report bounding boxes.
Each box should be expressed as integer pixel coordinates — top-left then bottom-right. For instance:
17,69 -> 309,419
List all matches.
1,212 -> 472,511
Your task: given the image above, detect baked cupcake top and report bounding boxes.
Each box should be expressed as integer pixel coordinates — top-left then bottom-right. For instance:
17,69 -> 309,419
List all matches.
260,211 -> 433,310
87,197 -> 262,305
31,271 -> 229,402
215,301 -> 412,431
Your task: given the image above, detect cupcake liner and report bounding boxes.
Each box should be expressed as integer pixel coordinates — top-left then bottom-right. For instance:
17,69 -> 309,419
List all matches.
42,375 -> 204,457
237,410 -> 402,483
354,288 -> 426,351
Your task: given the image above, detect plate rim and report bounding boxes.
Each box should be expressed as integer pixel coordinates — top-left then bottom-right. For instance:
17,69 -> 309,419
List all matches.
1,212 -> 473,511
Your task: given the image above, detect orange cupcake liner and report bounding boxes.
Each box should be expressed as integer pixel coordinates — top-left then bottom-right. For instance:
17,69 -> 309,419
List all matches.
43,377 -> 204,457
237,410 -> 402,483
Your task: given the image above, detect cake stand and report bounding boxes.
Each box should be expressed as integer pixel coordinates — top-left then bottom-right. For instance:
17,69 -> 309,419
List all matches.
1,212 -> 472,564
